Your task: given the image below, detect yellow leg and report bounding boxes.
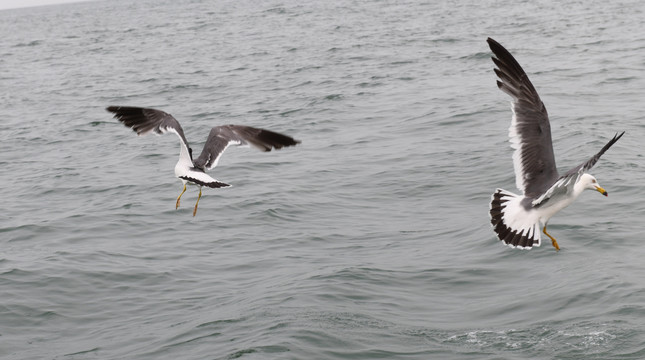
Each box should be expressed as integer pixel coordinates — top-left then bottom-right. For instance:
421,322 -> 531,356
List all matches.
543,225 -> 560,251
176,184 -> 187,209
192,187 -> 202,217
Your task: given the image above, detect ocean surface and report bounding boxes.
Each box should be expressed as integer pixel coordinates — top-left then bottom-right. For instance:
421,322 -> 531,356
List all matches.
1,0 -> 644,359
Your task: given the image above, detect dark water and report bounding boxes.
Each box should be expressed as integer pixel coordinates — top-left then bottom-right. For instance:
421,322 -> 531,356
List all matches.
1,0 -> 644,359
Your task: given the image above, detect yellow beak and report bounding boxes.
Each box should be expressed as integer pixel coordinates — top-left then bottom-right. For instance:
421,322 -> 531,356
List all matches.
595,186 -> 608,197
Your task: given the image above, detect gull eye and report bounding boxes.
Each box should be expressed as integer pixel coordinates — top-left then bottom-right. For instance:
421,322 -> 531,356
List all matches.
592,179 -> 597,183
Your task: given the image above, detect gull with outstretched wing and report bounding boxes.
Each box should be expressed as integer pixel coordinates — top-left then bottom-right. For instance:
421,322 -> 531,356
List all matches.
486,38 -> 624,250
108,106 -> 300,216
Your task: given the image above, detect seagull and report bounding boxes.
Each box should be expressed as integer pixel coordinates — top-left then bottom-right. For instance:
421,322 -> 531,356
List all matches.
107,106 -> 300,216
486,38 -> 624,250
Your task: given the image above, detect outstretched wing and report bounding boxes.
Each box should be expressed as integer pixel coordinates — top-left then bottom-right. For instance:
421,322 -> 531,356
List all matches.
488,38 -> 559,197
561,132 -> 625,178
533,132 -> 624,205
107,106 -> 193,161
193,125 -> 300,170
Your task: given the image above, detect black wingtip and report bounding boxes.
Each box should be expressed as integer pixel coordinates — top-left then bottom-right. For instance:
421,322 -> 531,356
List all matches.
607,131 -> 625,148
256,129 -> 301,151
486,37 -> 506,56
615,131 -> 625,140
607,131 -> 625,150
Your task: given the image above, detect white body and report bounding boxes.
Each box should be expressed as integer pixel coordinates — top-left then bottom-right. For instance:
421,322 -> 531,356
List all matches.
496,173 -> 604,248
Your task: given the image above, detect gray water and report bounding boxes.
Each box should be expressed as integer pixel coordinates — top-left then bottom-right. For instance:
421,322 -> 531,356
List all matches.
1,0 -> 644,359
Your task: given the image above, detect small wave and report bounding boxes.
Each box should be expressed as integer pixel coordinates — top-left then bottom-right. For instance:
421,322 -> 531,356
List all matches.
443,321 -> 629,356
13,40 -> 42,47
324,94 -> 343,101
63,347 -> 101,357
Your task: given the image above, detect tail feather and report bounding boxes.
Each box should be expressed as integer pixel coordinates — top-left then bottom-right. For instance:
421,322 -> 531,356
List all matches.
179,176 -> 231,189
490,189 -> 541,249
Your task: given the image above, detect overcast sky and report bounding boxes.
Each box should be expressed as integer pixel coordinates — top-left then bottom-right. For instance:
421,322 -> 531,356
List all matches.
0,0 -> 93,10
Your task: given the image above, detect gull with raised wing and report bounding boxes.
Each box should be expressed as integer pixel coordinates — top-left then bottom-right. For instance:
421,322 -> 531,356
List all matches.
108,106 -> 300,216
487,38 -> 624,250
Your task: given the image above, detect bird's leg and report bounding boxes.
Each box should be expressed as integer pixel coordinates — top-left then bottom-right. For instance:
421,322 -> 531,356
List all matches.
176,184 -> 187,209
192,187 -> 202,217
543,225 -> 560,251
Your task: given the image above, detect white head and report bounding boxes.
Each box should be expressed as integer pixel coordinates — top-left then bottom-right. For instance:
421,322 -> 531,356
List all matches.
579,173 -> 608,197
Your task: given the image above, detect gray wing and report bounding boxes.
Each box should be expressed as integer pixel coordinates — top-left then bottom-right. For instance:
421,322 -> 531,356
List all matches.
488,38 -> 559,197
107,106 -> 192,161
533,132 -> 624,205
560,132 -> 624,178
193,125 -> 300,170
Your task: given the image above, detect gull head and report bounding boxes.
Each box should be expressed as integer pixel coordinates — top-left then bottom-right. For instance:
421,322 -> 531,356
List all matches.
580,173 -> 608,197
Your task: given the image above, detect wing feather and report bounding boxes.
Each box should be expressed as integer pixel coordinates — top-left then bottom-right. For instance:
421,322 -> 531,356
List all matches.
107,106 -> 193,162
533,132 -> 624,205
488,38 -> 559,197
193,125 -> 300,170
